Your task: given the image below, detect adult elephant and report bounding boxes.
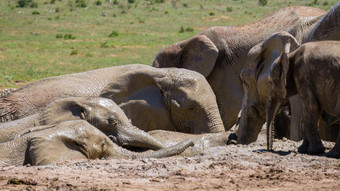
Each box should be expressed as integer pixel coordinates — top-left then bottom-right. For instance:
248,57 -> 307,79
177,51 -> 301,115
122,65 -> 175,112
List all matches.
0,64 -> 224,134
0,120 -> 194,166
153,3 -> 340,131
0,97 -> 165,150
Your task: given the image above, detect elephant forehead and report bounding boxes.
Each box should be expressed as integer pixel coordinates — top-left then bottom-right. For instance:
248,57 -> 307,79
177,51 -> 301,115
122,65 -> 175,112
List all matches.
96,98 -> 117,109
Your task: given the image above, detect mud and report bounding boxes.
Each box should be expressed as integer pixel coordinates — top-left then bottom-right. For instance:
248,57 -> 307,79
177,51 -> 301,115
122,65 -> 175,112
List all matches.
1,134 -> 339,191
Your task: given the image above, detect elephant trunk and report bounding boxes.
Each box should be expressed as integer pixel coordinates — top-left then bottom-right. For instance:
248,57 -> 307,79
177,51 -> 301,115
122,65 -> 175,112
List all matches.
106,139 -> 194,159
265,97 -> 281,151
205,108 -> 225,133
112,124 -> 165,150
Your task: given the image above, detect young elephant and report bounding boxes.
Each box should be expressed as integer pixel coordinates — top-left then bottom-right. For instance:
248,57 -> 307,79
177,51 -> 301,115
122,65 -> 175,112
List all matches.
266,34 -> 340,158
0,120 -> 194,166
0,97 -> 165,151
0,64 -> 224,134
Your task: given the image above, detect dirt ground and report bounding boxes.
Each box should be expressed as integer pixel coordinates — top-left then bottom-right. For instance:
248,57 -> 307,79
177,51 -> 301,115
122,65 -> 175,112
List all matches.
1,133 -> 339,191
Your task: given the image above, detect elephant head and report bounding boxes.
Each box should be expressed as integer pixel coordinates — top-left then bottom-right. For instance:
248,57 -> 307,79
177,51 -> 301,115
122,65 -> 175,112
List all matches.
100,66 -> 224,134
237,32 -> 300,145
33,97 -> 165,150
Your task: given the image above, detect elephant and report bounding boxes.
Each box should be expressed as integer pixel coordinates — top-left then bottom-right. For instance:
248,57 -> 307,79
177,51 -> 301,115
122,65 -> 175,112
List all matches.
237,29 -> 340,145
264,34 -> 340,158
0,97 -> 165,150
148,130 -> 234,156
0,64 -> 224,134
0,120 -> 194,166
153,2 -> 340,132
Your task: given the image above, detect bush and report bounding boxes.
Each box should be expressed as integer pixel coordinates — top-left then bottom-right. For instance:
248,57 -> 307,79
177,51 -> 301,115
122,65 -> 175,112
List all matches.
55,33 -> 63,38
64,34 -> 76,40
32,10 -> 40,15
209,11 -> 215,16
70,50 -> 78,56
323,0 -> 329,5
17,0 -> 31,7
109,30 -> 119,37
179,26 -> 185,33
258,0 -> 267,6
50,0 -> 56,4
30,2 -> 38,7
185,27 -> 194,32
75,0 -> 87,7
127,0 -> 135,3
95,0 -> 102,5
226,6 -> 232,12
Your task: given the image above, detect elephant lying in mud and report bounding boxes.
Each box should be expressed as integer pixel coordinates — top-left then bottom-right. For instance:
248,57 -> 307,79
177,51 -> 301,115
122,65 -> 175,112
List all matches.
0,64 -> 224,134
153,2 -> 340,133
0,97 -> 165,150
0,120 -> 194,166
264,34 -> 340,158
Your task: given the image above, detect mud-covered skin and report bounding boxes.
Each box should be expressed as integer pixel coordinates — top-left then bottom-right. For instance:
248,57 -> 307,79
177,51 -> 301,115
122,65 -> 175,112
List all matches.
0,97 -> 165,150
148,130 -> 235,156
265,35 -> 340,158
0,120 -> 194,166
0,64 -> 224,134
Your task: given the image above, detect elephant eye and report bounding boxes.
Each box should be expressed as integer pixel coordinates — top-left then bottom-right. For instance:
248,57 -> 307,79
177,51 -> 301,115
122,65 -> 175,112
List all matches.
80,109 -> 87,120
187,105 -> 196,111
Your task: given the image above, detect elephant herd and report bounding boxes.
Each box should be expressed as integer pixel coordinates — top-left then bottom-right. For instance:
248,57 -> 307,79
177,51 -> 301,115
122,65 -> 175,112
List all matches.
1,1 -> 340,166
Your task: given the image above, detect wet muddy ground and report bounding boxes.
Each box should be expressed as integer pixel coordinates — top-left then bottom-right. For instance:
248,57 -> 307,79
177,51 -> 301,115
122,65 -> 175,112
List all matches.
1,134 -> 339,191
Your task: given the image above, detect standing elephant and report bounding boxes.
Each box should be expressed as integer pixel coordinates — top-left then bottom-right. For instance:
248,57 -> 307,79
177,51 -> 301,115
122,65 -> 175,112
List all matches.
0,97 -> 165,150
0,64 -> 224,134
0,120 -> 194,166
153,2 -> 340,131
264,35 -> 340,158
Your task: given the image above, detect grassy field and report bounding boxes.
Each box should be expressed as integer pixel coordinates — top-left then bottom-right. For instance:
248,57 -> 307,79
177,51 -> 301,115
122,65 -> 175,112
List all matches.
0,0 -> 337,89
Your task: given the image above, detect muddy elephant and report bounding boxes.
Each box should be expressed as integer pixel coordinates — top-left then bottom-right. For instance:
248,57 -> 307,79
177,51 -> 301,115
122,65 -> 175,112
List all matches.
153,2 -> 340,131
264,35 -> 340,158
0,97 -> 166,150
0,120 -> 194,166
0,64 -> 224,134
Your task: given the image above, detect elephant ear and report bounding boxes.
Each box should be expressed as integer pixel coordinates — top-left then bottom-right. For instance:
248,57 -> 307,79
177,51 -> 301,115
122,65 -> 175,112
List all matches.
99,70 -> 173,131
29,136 -> 86,165
278,43 -> 291,99
255,32 -> 300,80
35,97 -> 87,126
180,35 -> 219,77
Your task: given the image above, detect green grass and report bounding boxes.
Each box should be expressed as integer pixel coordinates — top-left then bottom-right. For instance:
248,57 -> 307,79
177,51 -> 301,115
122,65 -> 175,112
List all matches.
0,0 -> 337,89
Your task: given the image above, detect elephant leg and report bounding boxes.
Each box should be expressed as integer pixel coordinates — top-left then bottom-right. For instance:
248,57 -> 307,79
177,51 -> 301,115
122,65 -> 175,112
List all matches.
326,121 -> 340,158
298,89 -> 324,154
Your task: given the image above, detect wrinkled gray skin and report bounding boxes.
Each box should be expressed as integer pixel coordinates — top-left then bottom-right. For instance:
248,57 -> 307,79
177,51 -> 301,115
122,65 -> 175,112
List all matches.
0,64 -> 224,134
237,2 -> 340,144
265,35 -> 340,158
0,120 -> 194,166
0,97 -> 165,150
153,3 -> 340,134
149,130 -> 233,156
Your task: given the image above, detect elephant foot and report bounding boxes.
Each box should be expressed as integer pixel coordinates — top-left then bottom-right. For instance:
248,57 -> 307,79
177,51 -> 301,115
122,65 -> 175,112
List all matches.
297,140 -> 309,153
326,148 -> 340,159
307,143 -> 325,155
